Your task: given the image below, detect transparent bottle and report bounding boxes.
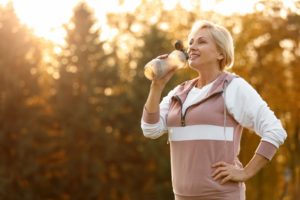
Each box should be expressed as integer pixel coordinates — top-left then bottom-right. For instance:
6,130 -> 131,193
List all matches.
144,40 -> 188,80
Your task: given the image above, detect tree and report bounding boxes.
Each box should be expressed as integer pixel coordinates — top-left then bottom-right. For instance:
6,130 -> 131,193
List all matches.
231,2 -> 300,199
0,3 -> 45,199
53,2 -> 115,199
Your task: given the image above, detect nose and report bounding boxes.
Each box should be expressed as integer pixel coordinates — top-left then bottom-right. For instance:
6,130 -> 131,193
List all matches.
187,46 -> 196,54
187,41 -> 196,54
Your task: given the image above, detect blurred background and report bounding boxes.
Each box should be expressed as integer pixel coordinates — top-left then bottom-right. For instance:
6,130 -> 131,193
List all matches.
0,0 -> 299,199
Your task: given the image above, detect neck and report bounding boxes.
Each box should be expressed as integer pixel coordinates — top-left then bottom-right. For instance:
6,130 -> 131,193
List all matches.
196,69 -> 223,88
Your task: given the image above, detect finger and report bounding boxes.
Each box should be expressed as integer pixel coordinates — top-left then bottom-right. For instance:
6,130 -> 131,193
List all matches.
154,68 -> 176,84
212,161 -> 228,168
211,167 -> 227,177
213,171 -> 229,181
157,54 -> 168,59
220,175 -> 232,184
167,67 -> 177,74
166,67 -> 177,77
163,68 -> 176,80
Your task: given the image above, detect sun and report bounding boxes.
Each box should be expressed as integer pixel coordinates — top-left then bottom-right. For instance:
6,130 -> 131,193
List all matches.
0,0 -> 142,44
0,0 -> 78,44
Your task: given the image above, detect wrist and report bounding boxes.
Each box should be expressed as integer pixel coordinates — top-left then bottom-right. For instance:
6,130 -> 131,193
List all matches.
150,82 -> 165,92
243,166 -> 254,181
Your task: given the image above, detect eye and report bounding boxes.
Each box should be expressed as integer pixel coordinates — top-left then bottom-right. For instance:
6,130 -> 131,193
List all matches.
197,38 -> 206,44
189,39 -> 194,46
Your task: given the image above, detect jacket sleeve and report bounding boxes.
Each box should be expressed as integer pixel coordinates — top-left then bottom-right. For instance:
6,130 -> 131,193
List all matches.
141,86 -> 179,139
225,78 -> 287,160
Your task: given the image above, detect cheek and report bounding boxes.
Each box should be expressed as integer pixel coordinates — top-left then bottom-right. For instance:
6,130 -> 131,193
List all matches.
203,47 -> 218,57
199,45 -> 212,51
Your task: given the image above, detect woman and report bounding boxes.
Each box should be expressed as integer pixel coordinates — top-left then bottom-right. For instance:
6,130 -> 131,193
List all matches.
141,20 -> 287,200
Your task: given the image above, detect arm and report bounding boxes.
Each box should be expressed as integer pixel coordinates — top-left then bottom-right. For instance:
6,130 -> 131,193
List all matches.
212,77 -> 287,183
225,78 -> 287,159
212,153 -> 268,184
144,83 -> 165,117
244,154 -> 269,180
141,67 -> 177,139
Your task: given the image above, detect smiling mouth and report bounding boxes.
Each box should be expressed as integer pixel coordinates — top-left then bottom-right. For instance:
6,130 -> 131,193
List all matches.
189,54 -> 200,60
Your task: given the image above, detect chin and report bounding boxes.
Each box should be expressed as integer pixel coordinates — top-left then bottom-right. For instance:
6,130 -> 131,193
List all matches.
188,61 -> 200,70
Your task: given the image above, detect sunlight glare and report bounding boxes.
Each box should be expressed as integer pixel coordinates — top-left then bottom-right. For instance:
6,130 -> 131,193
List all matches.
0,0 -> 297,44
203,0 -> 260,15
0,0 -> 75,44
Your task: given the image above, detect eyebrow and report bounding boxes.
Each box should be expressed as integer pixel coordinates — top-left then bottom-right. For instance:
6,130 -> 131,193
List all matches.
196,36 -> 207,40
189,36 -> 207,43
189,35 -> 207,40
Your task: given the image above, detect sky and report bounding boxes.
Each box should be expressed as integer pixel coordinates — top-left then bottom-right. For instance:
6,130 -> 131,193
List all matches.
0,0 -> 296,44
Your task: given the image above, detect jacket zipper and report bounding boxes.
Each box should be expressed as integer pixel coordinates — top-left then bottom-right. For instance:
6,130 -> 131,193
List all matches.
174,95 -> 185,126
174,90 -> 224,127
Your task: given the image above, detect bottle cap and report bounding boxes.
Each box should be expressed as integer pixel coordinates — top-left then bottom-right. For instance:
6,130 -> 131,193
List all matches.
174,40 -> 189,59
174,40 -> 184,51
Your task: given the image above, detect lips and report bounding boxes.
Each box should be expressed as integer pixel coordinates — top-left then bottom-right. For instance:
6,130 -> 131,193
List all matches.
189,53 -> 200,60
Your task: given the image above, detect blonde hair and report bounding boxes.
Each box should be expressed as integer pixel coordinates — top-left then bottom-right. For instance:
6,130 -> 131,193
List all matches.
190,20 -> 234,70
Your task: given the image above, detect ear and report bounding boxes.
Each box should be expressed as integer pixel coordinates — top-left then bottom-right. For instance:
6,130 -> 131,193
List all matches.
217,52 -> 224,60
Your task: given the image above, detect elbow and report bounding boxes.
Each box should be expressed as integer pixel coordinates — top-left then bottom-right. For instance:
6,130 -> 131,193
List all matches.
140,124 -> 162,139
276,128 -> 287,146
140,119 -> 165,139
142,130 -> 161,139
262,128 -> 287,147
281,129 -> 287,144
143,132 -> 156,139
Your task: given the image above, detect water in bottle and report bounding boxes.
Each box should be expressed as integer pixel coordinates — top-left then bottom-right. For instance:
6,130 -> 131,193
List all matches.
144,40 -> 189,80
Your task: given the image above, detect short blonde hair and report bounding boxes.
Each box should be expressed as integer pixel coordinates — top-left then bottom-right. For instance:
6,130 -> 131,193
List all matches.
190,20 -> 234,70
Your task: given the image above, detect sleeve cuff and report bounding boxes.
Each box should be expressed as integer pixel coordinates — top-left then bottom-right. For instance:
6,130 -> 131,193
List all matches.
142,106 -> 160,124
255,140 -> 278,161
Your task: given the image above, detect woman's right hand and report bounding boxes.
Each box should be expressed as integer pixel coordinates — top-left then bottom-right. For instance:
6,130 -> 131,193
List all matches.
151,54 -> 176,90
144,54 -> 175,113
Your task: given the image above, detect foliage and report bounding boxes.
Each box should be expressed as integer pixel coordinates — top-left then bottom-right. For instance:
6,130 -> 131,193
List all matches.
0,1 -> 299,199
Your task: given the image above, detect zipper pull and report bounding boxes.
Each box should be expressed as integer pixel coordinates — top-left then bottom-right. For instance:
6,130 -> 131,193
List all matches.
181,119 -> 185,126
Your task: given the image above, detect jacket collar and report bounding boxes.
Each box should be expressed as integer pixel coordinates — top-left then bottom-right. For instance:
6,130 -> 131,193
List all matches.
173,72 -> 236,103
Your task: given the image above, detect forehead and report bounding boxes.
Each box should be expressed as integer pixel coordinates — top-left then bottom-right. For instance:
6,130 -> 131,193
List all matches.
188,28 -> 213,41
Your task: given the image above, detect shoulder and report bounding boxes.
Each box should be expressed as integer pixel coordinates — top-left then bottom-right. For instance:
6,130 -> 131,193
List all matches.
226,75 -> 264,105
227,76 -> 257,94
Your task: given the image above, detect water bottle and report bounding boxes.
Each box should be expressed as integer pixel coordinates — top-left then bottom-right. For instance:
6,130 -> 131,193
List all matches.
144,40 -> 189,80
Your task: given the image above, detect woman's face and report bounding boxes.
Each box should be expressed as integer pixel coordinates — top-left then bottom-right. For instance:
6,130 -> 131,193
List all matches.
187,28 -> 223,71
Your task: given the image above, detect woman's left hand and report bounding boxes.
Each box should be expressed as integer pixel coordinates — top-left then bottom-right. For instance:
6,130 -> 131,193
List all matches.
211,161 -> 249,184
